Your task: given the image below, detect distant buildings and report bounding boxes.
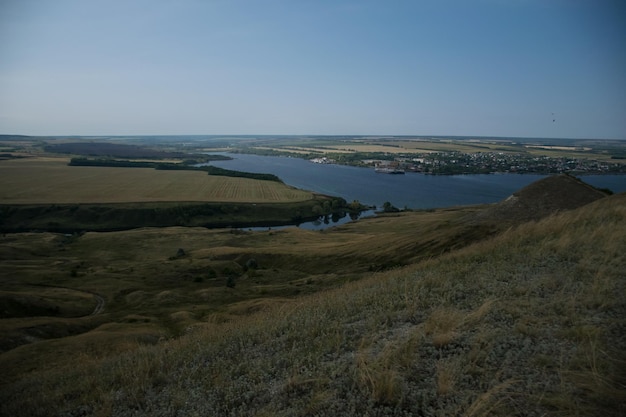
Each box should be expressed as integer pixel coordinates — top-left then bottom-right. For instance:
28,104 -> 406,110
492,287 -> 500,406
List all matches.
361,152 -> 626,175
310,157 -> 335,164
309,151 -> 625,175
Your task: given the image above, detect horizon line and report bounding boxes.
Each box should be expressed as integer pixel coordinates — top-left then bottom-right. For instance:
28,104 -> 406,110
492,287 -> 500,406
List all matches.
2,133 -> 625,141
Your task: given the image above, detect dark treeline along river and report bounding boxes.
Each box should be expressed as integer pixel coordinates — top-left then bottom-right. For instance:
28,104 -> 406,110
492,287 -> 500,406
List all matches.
207,153 -> 626,211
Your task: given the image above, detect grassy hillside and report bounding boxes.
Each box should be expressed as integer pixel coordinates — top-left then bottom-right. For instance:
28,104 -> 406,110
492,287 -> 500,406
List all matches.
1,192 -> 624,416
0,205 -> 490,374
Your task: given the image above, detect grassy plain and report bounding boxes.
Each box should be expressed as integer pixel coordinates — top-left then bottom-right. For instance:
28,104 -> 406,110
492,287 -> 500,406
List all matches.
1,192 -> 624,416
0,156 -> 313,204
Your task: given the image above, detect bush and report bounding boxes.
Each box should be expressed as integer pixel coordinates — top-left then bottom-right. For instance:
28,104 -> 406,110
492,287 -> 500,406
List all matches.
245,258 -> 259,270
226,276 -> 236,288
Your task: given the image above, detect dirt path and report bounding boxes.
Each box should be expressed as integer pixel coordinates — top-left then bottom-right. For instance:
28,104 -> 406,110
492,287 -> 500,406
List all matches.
90,293 -> 105,315
28,283 -> 106,316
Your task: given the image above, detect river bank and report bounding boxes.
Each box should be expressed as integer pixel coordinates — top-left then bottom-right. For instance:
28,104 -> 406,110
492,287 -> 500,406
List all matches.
0,197 -> 355,233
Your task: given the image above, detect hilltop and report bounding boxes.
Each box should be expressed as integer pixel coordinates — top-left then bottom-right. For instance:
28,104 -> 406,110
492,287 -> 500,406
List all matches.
470,173 -> 609,227
0,177 -> 624,416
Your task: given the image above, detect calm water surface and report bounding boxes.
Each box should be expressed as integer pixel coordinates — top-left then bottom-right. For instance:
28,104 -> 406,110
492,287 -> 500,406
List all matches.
208,153 -> 626,210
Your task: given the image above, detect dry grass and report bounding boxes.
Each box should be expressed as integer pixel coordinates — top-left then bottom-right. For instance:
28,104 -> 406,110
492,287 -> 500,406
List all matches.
436,357 -> 462,396
356,352 -> 406,405
328,143 -> 427,153
0,206 -> 485,381
424,307 -> 464,347
0,156 -> 313,203
253,146 -> 353,154
373,140 -> 493,153
1,193 -> 624,416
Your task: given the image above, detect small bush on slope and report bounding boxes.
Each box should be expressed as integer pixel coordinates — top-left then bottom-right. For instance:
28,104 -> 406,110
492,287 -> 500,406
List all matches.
2,194 -> 625,417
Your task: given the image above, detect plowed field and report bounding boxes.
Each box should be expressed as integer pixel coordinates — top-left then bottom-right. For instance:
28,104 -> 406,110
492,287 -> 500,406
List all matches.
0,157 -> 313,204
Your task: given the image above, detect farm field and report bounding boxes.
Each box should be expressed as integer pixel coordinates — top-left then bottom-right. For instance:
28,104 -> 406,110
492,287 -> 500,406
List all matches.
251,142 -> 437,155
244,137 -> 626,163
0,156 -> 313,204
358,138 -> 626,162
252,146 -> 352,155
332,138 -> 624,159
311,143 -> 433,154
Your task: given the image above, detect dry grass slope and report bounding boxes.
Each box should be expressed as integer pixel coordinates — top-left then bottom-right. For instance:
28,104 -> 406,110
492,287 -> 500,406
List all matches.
470,173 -> 608,226
0,205 -> 489,384
1,192 -> 624,416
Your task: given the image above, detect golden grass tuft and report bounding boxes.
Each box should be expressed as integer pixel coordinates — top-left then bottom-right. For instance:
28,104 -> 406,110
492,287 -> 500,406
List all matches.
426,299 -> 495,348
462,379 -> 519,417
436,357 -> 462,396
356,351 -> 406,406
424,306 -> 469,347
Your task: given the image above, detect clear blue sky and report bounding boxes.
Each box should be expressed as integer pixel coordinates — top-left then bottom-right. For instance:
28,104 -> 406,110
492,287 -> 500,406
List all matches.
1,0 -> 625,138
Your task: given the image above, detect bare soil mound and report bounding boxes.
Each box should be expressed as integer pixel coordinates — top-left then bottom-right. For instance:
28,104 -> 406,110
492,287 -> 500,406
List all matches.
472,174 -> 608,226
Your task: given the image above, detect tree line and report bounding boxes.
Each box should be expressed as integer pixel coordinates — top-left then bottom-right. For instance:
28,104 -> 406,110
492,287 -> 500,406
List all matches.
68,158 -> 283,183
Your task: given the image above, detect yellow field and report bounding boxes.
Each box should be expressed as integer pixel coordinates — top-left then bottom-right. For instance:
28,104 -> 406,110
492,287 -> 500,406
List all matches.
251,139 -> 626,163
253,146 -> 353,154
0,157 -> 313,204
327,144 -> 426,153
259,141 -> 482,154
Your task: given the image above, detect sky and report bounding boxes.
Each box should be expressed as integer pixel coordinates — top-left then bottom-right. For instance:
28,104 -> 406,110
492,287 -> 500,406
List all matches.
1,0 -> 625,139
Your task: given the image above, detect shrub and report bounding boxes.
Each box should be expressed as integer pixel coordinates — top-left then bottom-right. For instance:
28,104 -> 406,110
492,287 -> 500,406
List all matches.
245,258 -> 259,270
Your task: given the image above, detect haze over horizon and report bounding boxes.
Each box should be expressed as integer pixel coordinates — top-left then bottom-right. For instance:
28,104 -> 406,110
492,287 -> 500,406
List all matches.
1,0 -> 625,139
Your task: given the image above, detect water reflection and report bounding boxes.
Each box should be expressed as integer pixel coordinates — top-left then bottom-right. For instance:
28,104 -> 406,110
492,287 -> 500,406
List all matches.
243,210 -> 377,232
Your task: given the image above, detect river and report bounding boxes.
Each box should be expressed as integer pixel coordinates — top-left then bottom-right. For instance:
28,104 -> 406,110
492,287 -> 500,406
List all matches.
207,153 -> 626,211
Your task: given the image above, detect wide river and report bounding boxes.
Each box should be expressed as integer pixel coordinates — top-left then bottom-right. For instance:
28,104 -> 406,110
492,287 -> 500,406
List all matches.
208,153 -> 626,210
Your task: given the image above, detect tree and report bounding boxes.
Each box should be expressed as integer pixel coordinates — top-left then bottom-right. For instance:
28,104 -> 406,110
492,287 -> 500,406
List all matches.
311,204 -> 323,216
331,198 -> 346,210
382,202 -> 399,213
348,200 -> 362,211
